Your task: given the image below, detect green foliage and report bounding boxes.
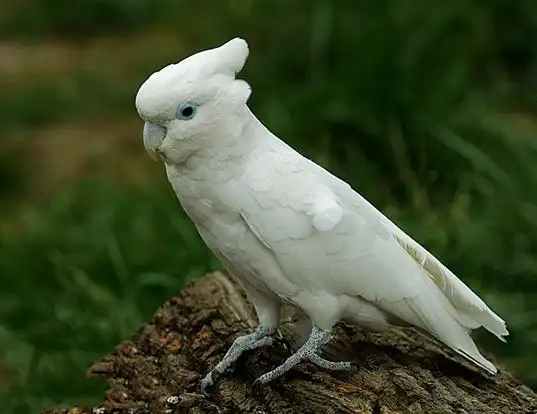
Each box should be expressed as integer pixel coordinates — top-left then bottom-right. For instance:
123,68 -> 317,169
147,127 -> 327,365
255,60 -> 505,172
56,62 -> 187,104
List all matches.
0,75 -> 128,130
0,0 -> 175,38
0,183 -> 215,412
1,0 -> 537,412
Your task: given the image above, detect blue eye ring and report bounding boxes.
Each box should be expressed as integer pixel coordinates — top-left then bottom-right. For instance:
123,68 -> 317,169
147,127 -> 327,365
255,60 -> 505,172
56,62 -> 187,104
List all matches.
177,103 -> 198,120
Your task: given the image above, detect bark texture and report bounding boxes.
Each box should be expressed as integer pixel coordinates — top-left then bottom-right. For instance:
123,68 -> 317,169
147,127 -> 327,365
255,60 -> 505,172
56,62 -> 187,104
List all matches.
44,272 -> 537,414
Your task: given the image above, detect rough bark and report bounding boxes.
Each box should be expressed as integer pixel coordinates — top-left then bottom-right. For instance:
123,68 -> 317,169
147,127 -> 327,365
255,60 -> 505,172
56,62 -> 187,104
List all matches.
44,272 -> 537,414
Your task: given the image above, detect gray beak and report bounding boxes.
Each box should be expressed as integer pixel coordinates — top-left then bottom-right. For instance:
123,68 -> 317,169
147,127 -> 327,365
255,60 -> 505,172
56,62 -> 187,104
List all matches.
143,121 -> 167,161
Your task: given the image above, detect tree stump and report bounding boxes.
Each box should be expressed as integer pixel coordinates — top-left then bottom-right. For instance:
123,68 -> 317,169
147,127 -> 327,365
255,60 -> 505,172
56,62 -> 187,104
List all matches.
44,272 -> 537,413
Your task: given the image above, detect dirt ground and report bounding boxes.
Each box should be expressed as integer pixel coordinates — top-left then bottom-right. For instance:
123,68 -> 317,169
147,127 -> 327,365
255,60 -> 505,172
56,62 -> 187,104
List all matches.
42,272 -> 537,414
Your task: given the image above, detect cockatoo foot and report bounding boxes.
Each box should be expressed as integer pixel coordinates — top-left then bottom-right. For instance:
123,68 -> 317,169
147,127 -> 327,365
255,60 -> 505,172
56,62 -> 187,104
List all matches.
253,325 -> 352,386
201,327 -> 276,393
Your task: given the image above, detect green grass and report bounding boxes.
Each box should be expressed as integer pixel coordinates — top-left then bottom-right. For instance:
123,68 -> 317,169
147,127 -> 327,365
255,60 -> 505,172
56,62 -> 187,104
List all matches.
1,0 -> 537,412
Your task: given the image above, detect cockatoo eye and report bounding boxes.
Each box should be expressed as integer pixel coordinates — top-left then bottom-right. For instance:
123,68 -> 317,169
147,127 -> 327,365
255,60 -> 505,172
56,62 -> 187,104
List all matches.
177,103 -> 198,120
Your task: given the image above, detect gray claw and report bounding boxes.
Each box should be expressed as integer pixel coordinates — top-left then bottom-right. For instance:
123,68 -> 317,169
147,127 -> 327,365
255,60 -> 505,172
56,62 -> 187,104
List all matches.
253,325 -> 353,386
200,371 -> 215,394
200,328 -> 276,393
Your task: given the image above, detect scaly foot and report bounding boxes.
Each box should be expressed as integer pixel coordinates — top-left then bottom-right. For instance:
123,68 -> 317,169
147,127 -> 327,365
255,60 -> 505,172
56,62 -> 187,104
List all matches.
201,327 -> 275,393
253,325 -> 353,386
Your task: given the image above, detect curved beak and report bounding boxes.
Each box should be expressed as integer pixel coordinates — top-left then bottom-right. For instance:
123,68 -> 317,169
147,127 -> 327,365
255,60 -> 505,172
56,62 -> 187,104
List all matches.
143,121 -> 167,161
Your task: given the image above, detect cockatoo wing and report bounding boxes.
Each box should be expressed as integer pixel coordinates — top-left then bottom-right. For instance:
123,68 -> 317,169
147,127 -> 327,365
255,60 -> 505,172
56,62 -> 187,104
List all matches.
239,147 -> 505,374
329,177 -> 508,341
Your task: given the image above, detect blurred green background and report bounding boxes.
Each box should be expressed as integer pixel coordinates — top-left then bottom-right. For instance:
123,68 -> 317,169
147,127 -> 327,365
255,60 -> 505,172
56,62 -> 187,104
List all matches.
1,0 -> 537,412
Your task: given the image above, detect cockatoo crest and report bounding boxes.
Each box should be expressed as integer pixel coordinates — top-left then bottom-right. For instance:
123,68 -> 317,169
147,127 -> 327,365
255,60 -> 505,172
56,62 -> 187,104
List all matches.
136,38 -> 249,121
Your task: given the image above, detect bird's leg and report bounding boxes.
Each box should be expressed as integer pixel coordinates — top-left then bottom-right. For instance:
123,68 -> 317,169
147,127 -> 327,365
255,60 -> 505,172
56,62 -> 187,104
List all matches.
201,289 -> 280,392
253,325 -> 352,385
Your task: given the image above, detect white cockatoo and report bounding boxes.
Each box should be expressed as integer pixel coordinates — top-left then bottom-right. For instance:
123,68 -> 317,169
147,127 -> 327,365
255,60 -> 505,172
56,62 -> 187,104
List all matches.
135,38 -> 508,391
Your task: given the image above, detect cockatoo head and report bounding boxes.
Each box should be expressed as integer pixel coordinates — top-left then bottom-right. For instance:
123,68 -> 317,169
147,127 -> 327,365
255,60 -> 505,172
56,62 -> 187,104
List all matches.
135,38 -> 251,164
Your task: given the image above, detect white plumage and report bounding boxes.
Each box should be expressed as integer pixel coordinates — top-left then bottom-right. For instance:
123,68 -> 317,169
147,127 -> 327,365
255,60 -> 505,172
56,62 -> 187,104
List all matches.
135,38 -> 508,388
